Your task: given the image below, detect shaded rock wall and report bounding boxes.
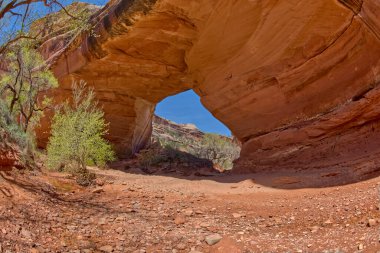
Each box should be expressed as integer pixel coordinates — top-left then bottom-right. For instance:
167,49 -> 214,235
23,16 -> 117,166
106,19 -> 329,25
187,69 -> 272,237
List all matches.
40,0 -> 380,171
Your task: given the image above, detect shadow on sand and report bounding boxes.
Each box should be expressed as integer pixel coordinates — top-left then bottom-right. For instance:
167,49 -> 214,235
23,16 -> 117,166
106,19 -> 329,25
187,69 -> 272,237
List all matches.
108,159 -> 380,190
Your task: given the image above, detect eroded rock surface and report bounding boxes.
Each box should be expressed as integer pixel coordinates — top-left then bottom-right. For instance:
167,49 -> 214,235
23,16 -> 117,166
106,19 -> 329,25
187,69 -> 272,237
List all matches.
40,0 -> 380,172
0,142 -> 23,171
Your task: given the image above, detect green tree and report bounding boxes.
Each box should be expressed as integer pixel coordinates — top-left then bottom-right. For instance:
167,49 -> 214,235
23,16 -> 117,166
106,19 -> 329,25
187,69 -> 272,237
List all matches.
0,42 -> 58,132
47,82 -> 115,175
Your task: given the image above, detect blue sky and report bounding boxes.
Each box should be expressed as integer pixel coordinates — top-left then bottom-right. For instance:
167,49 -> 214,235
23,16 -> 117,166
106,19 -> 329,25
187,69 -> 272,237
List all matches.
156,90 -> 231,136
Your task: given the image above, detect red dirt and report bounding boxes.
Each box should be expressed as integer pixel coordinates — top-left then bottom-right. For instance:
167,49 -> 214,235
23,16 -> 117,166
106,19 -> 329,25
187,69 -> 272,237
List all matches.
0,166 -> 380,253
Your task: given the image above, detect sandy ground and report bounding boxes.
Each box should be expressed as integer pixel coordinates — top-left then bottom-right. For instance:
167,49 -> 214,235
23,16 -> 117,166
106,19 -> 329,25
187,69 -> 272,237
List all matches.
1,165 -> 380,253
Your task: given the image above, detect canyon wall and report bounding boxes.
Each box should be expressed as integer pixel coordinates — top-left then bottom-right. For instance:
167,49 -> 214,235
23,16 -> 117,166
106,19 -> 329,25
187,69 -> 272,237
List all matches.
40,0 -> 380,172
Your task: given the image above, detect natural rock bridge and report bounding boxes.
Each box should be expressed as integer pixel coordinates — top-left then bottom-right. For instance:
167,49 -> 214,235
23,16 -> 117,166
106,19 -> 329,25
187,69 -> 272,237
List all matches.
38,0 -> 380,173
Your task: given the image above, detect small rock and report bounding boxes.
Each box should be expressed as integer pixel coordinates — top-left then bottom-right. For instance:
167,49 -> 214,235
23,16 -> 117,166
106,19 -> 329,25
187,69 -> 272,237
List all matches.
184,209 -> 194,216
95,178 -> 105,186
115,216 -> 125,222
80,240 -> 94,248
200,222 -> 210,228
177,243 -> 186,250
20,228 -> 32,239
232,213 -> 242,219
174,215 -> 186,225
205,234 -> 222,245
116,227 -> 124,234
368,219 -> 377,227
358,243 -> 364,250
92,187 -> 104,194
98,218 -> 107,225
310,226 -> 320,233
99,245 -> 113,252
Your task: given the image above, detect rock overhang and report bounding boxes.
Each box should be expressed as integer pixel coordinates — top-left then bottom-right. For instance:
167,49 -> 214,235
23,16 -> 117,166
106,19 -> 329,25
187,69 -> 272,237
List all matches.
37,0 -> 380,173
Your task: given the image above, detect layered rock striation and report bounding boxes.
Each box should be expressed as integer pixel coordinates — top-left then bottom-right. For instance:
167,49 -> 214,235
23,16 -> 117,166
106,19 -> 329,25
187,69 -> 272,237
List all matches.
39,0 -> 380,172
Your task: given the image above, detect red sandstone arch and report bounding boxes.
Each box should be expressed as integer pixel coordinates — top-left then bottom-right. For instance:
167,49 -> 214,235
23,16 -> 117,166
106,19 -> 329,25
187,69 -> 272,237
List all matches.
38,0 -> 380,173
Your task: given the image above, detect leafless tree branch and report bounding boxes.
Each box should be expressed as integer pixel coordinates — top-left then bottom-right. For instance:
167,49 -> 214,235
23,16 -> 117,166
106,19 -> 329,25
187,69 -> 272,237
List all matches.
0,0 -> 83,55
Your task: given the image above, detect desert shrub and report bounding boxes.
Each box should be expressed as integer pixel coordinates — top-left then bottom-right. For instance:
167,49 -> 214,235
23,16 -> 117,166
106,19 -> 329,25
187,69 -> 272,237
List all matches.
137,142 -> 185,169
0,101 -> 29,148
73,168 -> 96,187
164,145 -> 212,168
197,134 -> 241,170
137,141 -> 212,171
47,82 -> 115,185
153,128 -> 240,171
137,145 -> 168,169
138,149 -> 166,169
0,100 -> 37,168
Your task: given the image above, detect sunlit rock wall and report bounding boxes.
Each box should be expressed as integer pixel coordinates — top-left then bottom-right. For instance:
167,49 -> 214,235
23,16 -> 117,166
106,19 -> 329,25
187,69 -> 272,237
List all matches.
39,0 -> 380,171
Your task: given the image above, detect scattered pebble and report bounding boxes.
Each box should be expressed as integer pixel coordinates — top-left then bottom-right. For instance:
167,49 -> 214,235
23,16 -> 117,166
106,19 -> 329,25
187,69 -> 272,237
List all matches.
205,234 -> 222,246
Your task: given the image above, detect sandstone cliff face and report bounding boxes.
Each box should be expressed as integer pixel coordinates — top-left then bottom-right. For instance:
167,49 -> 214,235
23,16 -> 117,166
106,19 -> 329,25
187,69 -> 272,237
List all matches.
40,0 -> 380,172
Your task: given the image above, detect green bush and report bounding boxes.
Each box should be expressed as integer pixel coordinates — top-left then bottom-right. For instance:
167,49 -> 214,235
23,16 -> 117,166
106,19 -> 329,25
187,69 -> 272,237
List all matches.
137,141 -> 213,171
197,134 -> 240,170
137,147 -> 168,169
47,82 -> 115,184
0,100 -> 32,150
0,100 -> 36,168
154,132 -> 240,171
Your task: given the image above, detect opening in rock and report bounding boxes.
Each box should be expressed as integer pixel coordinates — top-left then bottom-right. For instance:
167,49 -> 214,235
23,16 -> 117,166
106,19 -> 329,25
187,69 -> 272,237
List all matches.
141,90 -> 241,174
156,90 -> 232,136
